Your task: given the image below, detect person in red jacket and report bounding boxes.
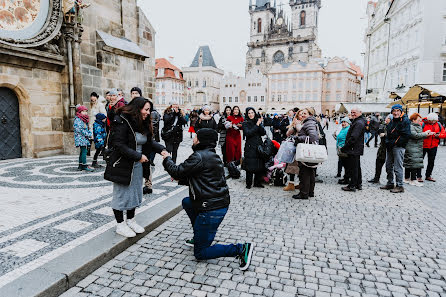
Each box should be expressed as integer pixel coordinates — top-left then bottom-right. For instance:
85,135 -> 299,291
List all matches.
421,113 -> 446,182
225,106 -> 244,165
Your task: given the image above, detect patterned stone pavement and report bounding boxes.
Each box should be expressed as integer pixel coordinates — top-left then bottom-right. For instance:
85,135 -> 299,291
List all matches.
0,136 -> 195,290
61,132 -> 446,297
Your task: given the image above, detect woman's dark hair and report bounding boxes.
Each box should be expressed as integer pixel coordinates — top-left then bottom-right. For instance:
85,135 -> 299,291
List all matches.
245,107 -> 258,120
90,92 -> 99,98
118,97 -> 153,135
231,105 -> 241,116
223,106 -> 232,116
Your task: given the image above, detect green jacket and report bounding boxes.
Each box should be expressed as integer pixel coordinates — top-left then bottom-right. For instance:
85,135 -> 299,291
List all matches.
403,122 -> 428,169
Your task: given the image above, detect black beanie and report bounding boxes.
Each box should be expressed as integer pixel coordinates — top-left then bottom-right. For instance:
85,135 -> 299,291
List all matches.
196,128 -> 218,147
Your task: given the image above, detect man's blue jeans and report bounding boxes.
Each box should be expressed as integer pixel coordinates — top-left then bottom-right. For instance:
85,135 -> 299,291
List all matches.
386,147 -> 405,187
182,197 -> 243,260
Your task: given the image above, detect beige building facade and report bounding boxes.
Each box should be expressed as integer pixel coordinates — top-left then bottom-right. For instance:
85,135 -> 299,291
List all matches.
0,0 -> 155,160
155,58 -> 186,112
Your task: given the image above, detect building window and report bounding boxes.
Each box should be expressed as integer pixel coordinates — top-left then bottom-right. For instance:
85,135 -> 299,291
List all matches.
229,97 -> 232,103
256,59 -> 260,65
162,96 -> 166,104
300,11 -> 306,26
248,96 -> 251,102
261,96 -> 265,102
195,81 -> 198,87
278,94 -> 282,101
235,97 -> 239,102
336,94 -> 341,101
223,97 -> 226,103
283,95 -> 287,102
203,80 -> 207,87
254,96 -> 258,102
443,63 -> 446,81
188,94 -> 192,102
257,18 -> 262,33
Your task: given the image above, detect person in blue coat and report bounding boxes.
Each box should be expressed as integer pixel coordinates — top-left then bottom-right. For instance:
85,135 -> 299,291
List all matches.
74,105 -> 94,172
336,117 -> 351,185
92,113 -> 107,168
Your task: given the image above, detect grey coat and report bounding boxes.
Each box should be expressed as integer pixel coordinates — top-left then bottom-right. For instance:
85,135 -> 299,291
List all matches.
403,122 -> 428,169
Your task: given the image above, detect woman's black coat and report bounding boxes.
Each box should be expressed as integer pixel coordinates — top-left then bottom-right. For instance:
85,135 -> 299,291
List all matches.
163,110 -> 187,144
242,119 -> 266,173
104,114 -> 165,185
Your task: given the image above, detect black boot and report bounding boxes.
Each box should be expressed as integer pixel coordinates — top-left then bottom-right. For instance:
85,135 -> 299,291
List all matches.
92,161 -> 102,168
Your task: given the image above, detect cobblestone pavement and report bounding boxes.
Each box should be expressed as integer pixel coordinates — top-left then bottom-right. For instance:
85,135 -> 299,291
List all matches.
63,130 -> 446,297
0,136 -> 195,289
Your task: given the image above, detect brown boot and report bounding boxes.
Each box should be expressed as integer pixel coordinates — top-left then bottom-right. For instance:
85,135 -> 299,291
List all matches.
283,183 -> 295,191
390,186 -> 404,193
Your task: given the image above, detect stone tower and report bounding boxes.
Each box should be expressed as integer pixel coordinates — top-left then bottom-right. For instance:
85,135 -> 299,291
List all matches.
249,0 -> 276,44
289,0 -> 321,40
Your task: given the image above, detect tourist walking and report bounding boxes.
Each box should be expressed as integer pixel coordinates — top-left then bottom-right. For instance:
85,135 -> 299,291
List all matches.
366,113 -> 381,147
92,113 -> 107,168
380,104 -> 411,193
162,101 -> 187,163
104,97 -> 167,237
218,106 -> 232,164
403,113 -> 433,187
242,107 -> 266,189
271,114 -> 282,142
421,113 -> 446,182
225,106 -> 244,164
368,114 -> 392,184
292,108 -> 319,200
74,105 -> 94,172
340,108 -> 366,192
188,110 -> 199,138
162,128 -> 254,270
195,105 -> 218,132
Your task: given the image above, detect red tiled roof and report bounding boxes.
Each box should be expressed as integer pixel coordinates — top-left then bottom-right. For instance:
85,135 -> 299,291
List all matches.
349,62 -> 364,78
155,58 -> 184,81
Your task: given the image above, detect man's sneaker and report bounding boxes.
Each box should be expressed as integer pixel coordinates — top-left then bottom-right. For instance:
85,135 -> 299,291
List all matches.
185,238 -> 194,247
116,222 -> 136,238
417,178 -> 424,183
426,177 -> 436,182
237,243 -> 254,271
390,186 -> 404,193
126,218 -> 145,234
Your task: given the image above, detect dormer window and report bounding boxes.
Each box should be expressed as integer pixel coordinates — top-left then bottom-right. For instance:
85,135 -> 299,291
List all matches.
174,70 -> 180,79
158,68 -> 165,77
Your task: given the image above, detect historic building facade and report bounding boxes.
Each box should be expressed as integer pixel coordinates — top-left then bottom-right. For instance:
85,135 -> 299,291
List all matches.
246,0 -> 322,75
362,0 -> 446,102
154,58 -> 186,111
0,0 -> 155,159
183,46 -> 224,111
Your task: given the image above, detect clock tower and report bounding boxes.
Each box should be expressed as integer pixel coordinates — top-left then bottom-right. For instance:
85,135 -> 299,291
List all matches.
289,0 -> 321,40
249,0 -> 276,44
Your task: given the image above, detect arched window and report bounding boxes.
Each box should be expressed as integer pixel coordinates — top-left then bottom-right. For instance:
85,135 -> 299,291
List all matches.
300,10 -> 306,26
257,18 -> 262,33
256,59 -> 260,65
273,51 -> 285,64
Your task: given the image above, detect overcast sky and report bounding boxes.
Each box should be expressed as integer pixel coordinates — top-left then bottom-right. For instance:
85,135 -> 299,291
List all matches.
137,0 -> 369,76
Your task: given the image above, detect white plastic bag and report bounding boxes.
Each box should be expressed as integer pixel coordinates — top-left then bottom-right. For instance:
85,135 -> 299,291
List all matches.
276,139 -> 296,164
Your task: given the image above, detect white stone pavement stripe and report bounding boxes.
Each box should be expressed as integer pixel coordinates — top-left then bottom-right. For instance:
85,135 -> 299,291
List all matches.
0,239 -> 49,258
0,185 -> 187,289
0,174 -> 171,245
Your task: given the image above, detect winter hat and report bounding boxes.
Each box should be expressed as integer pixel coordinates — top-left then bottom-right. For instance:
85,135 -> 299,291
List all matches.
202,105 -> 211,112
130,87 -> 142,97
427,113 -> 438,121
391,104 -> 403,112
196,128 -> 218,147
95,113 -> 106,121
341,117 -> 351,124
386,114 -> 393,121
76,104 -> 88,113
273,113 -> 278,117
109,89 -> 118,96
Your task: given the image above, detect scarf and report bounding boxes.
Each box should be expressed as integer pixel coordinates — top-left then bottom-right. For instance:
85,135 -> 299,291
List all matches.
76,112 -> 89,124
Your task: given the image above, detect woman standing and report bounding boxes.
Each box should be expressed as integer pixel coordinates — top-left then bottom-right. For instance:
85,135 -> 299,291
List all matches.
162,102 -> 187,163
195,105 -> 217,132
336,117 -> 351,185
292,108 -> 319,200
272,114 -> 282,142
218,106 -> 232,164
242,107 -> 266,189
404,113 -> 433,186
104,97 -> 167,237
188,110 -> 199,138
226,106 -> 244,164
74,105 -> 93,172
283,110 -> 304,191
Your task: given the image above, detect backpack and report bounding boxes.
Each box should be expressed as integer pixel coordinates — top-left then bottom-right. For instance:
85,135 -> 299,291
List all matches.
227,161 -> 241,179
271,168 -> 288,187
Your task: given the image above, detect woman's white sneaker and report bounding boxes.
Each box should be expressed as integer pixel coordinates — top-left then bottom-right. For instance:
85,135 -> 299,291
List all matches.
403,178 -> 410,184
127,218 -> 145,234
116,222 -> 136,237
410,180 -> 423,187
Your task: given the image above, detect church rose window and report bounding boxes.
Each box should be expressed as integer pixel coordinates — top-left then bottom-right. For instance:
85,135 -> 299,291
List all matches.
273,51 -> 285,64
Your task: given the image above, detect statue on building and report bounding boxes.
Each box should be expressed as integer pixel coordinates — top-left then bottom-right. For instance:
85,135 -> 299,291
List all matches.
63,0 -> 90,24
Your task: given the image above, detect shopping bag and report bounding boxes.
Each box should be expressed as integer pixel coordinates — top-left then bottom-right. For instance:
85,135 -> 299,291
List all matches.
276,139 -> 296,164
295,137 -> 328,164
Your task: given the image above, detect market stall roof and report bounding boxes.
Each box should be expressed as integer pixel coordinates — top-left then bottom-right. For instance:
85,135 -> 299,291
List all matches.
386,84 -> 446,108
336,103 -> 390,114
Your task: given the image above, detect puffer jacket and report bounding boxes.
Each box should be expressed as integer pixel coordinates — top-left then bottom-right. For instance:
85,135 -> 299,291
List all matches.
386,114 -> 411,149
74,117 -> 92,147
296,116 -> 319,144
404,122 -> 428,169
163,143 -> 230,212
195,113 -> 217,132
162,108 -> 187,144
422,120 -> 446,149
336,126 -> 350,148
218,115 -> 229,146
104,114 -> 165,185
93,121 -> 106,149
242,119 -> 266,173
341,115 -> 366,156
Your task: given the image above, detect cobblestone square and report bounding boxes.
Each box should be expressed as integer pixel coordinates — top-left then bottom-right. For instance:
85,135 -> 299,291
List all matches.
62,134 -> 446,297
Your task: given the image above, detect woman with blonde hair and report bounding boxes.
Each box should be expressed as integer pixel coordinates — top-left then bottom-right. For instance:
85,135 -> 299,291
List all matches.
283,109 -> 304,191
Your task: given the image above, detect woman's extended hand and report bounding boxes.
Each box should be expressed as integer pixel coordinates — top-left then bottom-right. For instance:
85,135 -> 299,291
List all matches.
139,154 -> 149,163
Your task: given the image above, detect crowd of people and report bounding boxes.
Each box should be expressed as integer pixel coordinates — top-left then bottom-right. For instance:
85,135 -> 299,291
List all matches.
72,89 -> 445,270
